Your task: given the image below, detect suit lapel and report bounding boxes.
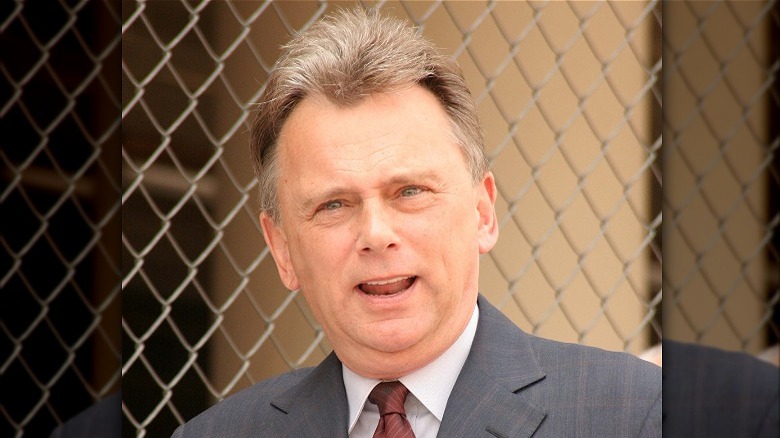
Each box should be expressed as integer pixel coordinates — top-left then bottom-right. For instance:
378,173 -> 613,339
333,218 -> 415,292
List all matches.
266,353 -> 349,437
437,296 -> 547,438
263,296 -> 546,437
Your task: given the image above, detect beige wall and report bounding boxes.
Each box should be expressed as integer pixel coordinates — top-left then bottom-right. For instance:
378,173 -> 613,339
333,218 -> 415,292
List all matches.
663,0 -> 771,354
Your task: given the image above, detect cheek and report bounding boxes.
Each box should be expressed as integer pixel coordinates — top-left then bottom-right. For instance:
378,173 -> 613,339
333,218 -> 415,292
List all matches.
437,208 -> 481,277
290,227 -> 351,282
440,204 -> 478,245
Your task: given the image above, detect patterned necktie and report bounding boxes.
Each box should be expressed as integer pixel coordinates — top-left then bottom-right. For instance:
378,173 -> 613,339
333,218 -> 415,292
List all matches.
368,381 -> 416,438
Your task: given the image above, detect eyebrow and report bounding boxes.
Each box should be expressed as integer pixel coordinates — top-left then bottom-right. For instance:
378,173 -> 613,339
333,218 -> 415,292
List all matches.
299,186 -> 354,212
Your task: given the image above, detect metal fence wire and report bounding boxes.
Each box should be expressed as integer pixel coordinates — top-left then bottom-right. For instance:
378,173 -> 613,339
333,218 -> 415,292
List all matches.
1,0 -> 777,437
120,0 -> 773,435
120,1 -> 666,435
1,0 -> 121,436
662,0 -> 779,357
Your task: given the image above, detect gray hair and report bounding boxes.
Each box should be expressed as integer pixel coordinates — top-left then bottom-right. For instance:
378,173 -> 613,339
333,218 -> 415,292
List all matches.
251,7 -> 488,223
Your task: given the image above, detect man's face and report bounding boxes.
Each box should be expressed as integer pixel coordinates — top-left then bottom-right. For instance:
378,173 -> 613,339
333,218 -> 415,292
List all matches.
260,85 -> 498,379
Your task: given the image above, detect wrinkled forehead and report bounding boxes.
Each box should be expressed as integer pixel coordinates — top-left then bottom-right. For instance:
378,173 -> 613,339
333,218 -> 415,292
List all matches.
276,87 -> 471,189
282,87 -> 450,146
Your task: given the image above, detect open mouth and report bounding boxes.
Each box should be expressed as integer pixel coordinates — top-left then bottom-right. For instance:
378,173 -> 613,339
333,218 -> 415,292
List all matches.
358,276 -> 416,296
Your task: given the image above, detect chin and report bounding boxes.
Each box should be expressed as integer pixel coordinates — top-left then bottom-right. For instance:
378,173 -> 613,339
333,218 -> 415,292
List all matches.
367,325 -> 426,354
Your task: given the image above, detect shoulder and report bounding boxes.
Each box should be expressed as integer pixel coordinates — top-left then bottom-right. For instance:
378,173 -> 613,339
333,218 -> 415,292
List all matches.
522,335 -> 662,437
530,334 -> 661,385
526,334 -> 661,379
171,368 -> 312,438
475,295 -> 661,398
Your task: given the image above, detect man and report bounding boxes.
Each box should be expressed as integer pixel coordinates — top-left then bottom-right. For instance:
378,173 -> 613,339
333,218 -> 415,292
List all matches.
173,8 -> 660,437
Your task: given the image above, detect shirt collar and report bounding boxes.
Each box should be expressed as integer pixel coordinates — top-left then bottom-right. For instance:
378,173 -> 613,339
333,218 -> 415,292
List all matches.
342,303 -> 479,433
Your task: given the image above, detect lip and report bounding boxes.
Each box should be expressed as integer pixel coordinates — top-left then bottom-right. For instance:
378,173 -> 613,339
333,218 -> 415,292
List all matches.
355,275 -> 417,303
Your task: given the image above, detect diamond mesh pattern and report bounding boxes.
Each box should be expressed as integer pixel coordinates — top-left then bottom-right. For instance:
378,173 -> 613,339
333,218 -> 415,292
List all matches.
120,2 -> 664,434
1,0 -> 121,436
3,0 -> 778,437
662,0 -> 779,354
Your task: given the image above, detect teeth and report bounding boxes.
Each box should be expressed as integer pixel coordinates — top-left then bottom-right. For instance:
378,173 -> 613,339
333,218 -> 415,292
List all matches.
359,276 -> 416,296
365,276 -> 410,286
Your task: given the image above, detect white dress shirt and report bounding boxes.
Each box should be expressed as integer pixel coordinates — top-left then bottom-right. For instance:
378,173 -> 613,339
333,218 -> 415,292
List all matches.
343,304 -> 479,438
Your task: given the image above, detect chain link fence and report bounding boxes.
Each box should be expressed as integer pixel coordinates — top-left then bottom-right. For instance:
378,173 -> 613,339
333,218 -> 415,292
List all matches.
1,0 -> 121,436
2,0 -> 778,437
120,1 -> 664,435
662,0 -> 779,357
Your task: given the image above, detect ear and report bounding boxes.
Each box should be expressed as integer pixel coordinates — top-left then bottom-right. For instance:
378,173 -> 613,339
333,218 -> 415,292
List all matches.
260,212 -> 300,291
476,171 -> 499,254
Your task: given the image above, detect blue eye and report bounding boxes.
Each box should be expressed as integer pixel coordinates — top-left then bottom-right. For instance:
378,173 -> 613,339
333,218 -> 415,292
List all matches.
401,186 -> 422,197
323,200 -> 342,210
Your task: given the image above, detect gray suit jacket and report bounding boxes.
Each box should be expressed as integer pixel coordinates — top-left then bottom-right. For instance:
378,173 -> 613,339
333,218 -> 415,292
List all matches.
50,392 -> 121,438
173,295 -> 661,437
663,340 -> 779,437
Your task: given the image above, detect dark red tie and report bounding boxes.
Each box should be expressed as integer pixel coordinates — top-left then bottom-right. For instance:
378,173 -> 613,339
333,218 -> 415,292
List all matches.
368,381 -> 416,438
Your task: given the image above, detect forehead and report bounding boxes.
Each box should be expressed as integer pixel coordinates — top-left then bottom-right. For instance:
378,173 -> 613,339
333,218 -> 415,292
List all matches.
276,86 -> 466,175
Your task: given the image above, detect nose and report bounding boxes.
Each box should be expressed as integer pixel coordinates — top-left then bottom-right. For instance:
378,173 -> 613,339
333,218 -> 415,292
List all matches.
356,200 -> 399,254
